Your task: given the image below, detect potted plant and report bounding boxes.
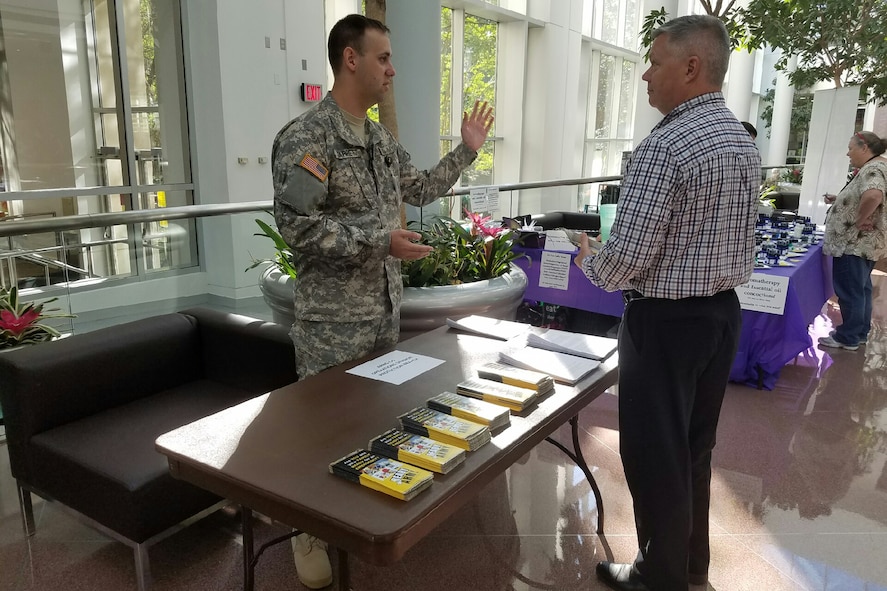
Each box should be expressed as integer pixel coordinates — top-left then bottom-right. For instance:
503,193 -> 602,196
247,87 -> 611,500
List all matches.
245,218 -> 298,326
1,286 -> 74,350
247,211 -> 528,333
398,211 -> 529,335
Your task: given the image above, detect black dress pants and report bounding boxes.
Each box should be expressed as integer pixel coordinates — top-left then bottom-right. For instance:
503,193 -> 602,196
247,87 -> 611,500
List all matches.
617,289 -> 741,591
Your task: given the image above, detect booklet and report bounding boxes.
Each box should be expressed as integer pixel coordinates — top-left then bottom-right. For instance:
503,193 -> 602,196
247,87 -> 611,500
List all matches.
445,315 -> 530,341
525,328 -> 617,361
498,346 -> 601,386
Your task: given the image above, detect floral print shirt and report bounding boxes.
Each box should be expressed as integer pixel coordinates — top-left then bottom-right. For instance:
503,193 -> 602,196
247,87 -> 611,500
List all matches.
823,160 -> 887,261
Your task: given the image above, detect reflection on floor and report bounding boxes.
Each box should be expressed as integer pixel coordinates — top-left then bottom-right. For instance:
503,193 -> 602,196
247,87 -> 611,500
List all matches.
2,273 -> 887,591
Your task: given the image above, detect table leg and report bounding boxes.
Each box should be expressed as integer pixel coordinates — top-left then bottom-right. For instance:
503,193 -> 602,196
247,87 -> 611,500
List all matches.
335,546 -> 350,591
241,506 -> 255,591
544,415 -> 605,533
240,505 -> 302,591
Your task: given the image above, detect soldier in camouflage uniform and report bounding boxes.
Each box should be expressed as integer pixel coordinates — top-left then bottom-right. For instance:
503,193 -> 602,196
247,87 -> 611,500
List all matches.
272,14 -> 493,382
272,16 -> 493,588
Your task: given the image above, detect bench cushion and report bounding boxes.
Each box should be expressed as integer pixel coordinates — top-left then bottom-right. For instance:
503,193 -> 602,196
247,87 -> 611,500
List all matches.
28,379 -> 257,542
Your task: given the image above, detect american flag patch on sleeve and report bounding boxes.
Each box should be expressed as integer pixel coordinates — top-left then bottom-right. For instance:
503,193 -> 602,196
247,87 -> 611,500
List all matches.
299,153 -> 329,182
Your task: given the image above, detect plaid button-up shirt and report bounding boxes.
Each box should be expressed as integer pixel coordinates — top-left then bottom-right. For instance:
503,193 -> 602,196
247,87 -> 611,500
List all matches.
581,92 -> 760,299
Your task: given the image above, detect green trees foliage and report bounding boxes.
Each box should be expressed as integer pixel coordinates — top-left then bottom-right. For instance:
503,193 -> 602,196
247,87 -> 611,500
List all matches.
743,0 -> 887,104
641,1 -> 887,104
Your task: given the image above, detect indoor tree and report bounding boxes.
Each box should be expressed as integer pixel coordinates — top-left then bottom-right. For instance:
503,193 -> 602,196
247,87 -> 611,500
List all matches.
742,0 -> 887,104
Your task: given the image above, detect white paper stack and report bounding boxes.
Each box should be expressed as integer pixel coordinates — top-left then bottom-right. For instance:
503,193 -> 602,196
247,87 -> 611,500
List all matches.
498,346 -> 600,385
526,329 -> 617,361
445,315 -> 531,341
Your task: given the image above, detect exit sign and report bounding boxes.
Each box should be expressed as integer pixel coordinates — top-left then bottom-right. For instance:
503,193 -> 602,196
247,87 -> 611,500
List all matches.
300,83 -> 322,102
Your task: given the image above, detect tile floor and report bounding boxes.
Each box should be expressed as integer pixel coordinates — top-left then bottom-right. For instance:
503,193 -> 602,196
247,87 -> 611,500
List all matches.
2,273 -> 886,591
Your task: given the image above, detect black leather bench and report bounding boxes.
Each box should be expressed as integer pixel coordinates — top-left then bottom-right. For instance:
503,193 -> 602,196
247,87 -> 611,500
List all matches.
0,307 -> 297,590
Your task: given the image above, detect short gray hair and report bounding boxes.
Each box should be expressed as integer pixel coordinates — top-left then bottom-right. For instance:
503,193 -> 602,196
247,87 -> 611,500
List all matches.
651,15 -> 730,87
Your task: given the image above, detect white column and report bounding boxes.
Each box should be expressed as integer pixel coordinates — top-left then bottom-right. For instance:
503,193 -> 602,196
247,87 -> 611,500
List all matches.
765,54 -> 796,166
725,49 -> 755,121
519,0 -> 585,214
386,0 -> 441,224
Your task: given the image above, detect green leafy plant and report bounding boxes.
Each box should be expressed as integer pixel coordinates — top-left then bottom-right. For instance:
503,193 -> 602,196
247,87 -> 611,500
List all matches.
782,167 -> 803,185
245,218 -> 297,279
401,212 -> 526,288
245,212 -> 524,288
0,286 -> 74,349
759,183 -> 779,209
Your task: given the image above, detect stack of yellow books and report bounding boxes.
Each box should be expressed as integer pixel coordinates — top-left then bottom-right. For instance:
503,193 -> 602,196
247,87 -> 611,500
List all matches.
369,429 -> 466,474
329,449 -> 434,501
427,391 -> 511,430
397,407 -> 491,451
476,362 -> 555,392
456,376 -> 541,412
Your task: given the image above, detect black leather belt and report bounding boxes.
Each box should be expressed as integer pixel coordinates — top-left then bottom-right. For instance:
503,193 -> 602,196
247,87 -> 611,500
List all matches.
622,289 -> 647,304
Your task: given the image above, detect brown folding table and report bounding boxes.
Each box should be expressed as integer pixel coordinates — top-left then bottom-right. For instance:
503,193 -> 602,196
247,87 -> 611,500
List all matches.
156,325 -> 618,590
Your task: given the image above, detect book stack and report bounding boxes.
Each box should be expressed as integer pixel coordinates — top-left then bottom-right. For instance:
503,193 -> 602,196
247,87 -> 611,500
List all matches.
476,361 -> 555,393
456,376 -> 541,413
369,429 -> 466,474
329,449 -> 434,501
526,328 -> 617,360
498,347 -> 600,385
427,391 -> 511,430
398,406 -> 491,451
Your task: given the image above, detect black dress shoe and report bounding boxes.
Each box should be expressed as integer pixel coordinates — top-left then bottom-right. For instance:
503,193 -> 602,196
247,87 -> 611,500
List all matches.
595,562 -> 651,591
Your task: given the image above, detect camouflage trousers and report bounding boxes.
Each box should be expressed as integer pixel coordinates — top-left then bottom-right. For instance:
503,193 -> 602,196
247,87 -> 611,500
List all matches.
291,313 -> 399,379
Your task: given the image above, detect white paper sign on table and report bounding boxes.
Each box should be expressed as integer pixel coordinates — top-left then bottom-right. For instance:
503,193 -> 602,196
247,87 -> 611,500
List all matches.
735,273 -> 790,315
539,251 -> 571,290
346,350 -> 445,385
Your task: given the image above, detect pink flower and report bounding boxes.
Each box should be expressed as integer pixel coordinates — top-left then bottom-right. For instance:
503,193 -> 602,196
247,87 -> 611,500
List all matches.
0,308 -> 40,336
464,209 -> 507,238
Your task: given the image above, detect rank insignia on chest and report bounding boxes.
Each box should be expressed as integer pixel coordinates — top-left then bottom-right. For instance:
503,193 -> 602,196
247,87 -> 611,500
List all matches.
299,153 -> 329,182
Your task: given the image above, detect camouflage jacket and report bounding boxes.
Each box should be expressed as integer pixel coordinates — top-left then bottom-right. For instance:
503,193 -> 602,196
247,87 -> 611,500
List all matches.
272,93 -> 477,322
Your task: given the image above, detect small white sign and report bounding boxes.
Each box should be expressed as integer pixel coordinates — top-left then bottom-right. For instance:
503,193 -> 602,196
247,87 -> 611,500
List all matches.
346,350 -> 445,385
539,251 -> 572,290
543,230 -> 576,252
735,273 -> 790,315
486,187 -> 500,210
469,188 -> 487,212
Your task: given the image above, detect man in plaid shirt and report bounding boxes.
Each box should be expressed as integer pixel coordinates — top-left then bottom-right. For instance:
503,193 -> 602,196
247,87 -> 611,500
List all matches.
575,14 -> 760,591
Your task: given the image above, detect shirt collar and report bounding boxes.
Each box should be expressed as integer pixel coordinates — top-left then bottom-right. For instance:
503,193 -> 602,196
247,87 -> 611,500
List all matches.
653,92 -> 726,131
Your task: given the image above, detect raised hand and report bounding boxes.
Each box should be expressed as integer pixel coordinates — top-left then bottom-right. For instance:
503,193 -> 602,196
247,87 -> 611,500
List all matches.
461,101 -> 494,152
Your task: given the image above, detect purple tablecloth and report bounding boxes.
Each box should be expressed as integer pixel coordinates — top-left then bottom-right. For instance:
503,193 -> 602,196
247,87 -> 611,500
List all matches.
512,243 -> 831,390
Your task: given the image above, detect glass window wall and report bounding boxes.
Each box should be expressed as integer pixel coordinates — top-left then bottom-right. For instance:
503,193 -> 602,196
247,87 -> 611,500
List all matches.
0,0 -> 195,292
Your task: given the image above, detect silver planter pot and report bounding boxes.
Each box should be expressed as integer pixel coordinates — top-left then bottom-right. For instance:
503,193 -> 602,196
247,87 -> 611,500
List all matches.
259,264 -> 528,335
399,265 -> 528,336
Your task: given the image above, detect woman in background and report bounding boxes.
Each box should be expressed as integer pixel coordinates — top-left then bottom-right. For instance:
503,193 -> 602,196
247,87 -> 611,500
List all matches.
820,131 -> 887,350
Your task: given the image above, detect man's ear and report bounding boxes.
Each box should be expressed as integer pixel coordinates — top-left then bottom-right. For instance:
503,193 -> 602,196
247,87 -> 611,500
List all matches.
343,47 -> 359,73
685,55 -> 701,82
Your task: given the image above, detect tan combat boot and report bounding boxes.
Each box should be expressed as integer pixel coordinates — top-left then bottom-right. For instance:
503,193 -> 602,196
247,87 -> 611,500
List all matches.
291,532 -> 332,589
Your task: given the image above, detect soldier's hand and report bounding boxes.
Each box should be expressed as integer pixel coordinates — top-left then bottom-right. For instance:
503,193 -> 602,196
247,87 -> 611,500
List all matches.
390,229 -> 433,261
461,101 -> 494,152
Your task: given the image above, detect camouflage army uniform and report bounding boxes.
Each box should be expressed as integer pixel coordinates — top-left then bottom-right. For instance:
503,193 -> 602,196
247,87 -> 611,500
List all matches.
272,93 -> 477,377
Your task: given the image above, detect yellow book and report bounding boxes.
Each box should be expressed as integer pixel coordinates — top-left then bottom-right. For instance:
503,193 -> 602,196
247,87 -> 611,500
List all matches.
476,361 -> 555,392
456,376 -> 540,412
369,429 -> 466,474
427,391 -> 511,430
397,407 -> 491,451
329,449 -> 433,501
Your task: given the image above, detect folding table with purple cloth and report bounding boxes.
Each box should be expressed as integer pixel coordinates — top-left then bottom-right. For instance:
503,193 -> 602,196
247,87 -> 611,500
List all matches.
511,242 -> 832,390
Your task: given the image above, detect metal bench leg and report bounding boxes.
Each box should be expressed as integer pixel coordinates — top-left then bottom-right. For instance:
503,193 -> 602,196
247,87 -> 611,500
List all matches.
16,483 -> 35,536
134,542 -> 151,591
